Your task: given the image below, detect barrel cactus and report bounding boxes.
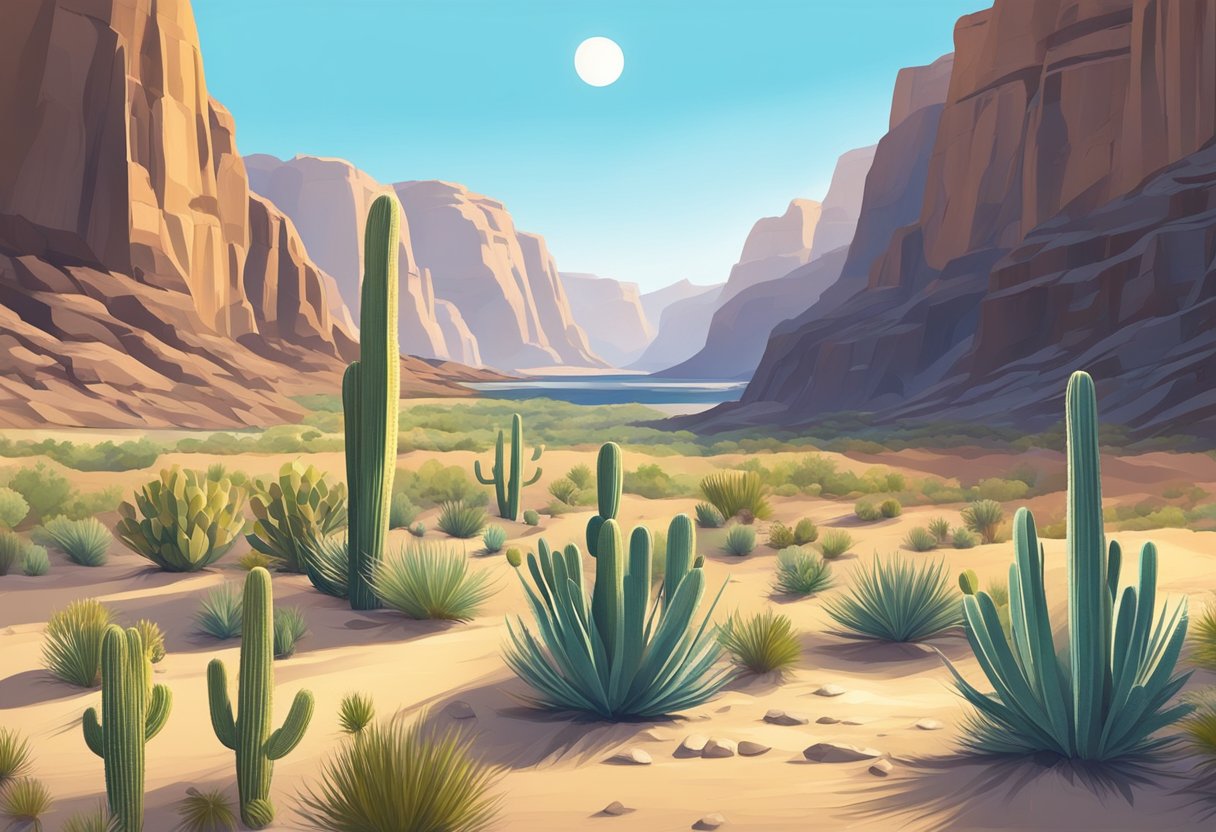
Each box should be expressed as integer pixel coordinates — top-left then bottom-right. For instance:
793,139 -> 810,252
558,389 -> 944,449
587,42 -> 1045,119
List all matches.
474,413 -> 543,521
116,467 -> 245,571
247,460 -> 347,572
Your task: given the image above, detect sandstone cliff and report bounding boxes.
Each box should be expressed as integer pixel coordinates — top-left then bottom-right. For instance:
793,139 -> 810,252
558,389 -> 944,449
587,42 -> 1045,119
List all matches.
640,279 -> 718,329
561,273 -> 655,367
717,200 -> 822,307
808,146 -> 877,260
629,284 -> 723,372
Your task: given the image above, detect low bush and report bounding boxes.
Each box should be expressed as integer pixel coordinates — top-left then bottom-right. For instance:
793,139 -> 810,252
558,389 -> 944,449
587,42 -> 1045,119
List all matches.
818,529 -> 853,559
338,693 -> 375,736
0,728 -> 32,785
695,502 -> 724,529
273,606 -> 308,658
482,525 -> 507,553
566,463 -> 594,492
793,518 -> 818,545
767,521 -> 794,549
0,436 -> 160,471
701,471 -> 771,521
0,487 -> 28,529
951,527 -> 978,549
903,527 -> 938,552
42,598 -> 113,687
879,498 -> 902,518
437,501 -> 487,539
195,584 -> 243,640
0,530 -> 23,575
854,500 -> 881,522
389,493 -> 419,530
976,477 -> 1030,502
962,499 -> 1004,544
824,554 -> 961,642
38,516 -> 111,566
394,461 -> 487,508
719,609 -> 800,675
547,477 -> 581,506
623,464 -> 691,499
6,463 -> 72,520
724,524 -> 756,556
21,544 -> 50,576
371,544 -> 494,621
773,547 -> 832,596
175,787 -> 237,832
927,516 -> 951,542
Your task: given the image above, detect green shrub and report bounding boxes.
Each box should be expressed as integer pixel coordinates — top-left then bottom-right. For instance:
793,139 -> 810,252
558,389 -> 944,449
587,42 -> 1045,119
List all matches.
206,463 -> 229,482
724,524 -> 756,556
42,598 -> 113,687
566,463 -> 594,492
1192,602 -> 1216,672
695,502 -> 724,529
389,493 -> 419,530
927,516 -> 951,542
818,529 -> 853,559
793,518 -> 818,545
623,464 -> 688,499
437,501 -> 487,539
854,500 -> 881,522
0,530 -> 23,575
0,728 -> 32,785
976,477 -> 1030,502
116,467 -> 245,571
952,527 -> 978,549
0,487 -> 29,529
700,471 -> 771,521
825,554 -> 961,642
20,544 -> 49,576
0,777 -> 52,828
7,463 -> 73,520
273,606 -> 308,658
247,461 -> 347,573
547,477 -> 581,506
394,461 -> 486,508
903,527 -> 938,552
195,584 -> 243,640
879,498 -> 902,518
961,499 -> 1004,544
522,510 -> 540,527
338,693 -> 375,735
296,714 -> 500,832
410,522 -> 426,538
773,546 -> 832,596
38,516 -> 111,566
301,535 -> 348,598
719,609 -> 800,674
135,618 -> 166,664
371,543 -> 494,621
175,787 -> 237,832
767,521 -> 794,549
482,525 -> 507,553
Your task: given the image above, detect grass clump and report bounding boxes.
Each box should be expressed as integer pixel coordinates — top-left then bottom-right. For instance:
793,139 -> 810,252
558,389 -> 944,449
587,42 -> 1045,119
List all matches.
903,527 -> 938,552
927,516 -> 951,542
482,525 -> 507,554
236,550 -> 277,571
273,606 -> 308,659
700,471 -> 771,521
0,487 -> 28,529
195,584 -> 243,640
410,522 -> 426,538
21,544 -> 49,576
175,787 -> 237,832
818,529 -> 853,559
38,516 -> 111,566
301,535 -> 348,598
951,527 -> 978,549
0,729 -> 32,785
961,499 -> 1004,544
1193,602 -> 1216,672
719,609 -> 800,675
42,598 -> 113,687
135,618 -> 166,664
773,547 -> 833,596
767,521 -> 794,549
854,500 -> 881,522
1,777 -> 52,829
0,530 -> 24,576
437,501 -> 487,539
724,524 -> 756,556
61,805 -> 117,832
793,518 -> 818,545
296,714 -> 500,832
695,502 -> 724,529
371,544 -> 494,621
825,554 -> 961,642
338,693 -> 375,735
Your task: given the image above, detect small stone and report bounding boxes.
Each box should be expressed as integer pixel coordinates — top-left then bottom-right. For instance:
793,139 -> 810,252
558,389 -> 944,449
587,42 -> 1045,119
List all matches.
841,717 -> 868,726
869,759 -> 894,777
802,742 -> 883,763
601,801 -> 631,816
815,715 -> 840,724
609,747 -> 652,765
814,684 -> 846,697
446,701 -> 475,719
715,704 -> 732,713
701,738 -> 736,759
677,734 -> 709,757
693,813 -> 726,830
764,709 -> 809,726
737,740 -> 770,757
915,718 -> 944,731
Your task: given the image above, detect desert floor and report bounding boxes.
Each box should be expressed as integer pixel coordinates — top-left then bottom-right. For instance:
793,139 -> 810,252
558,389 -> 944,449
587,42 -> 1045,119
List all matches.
3,437 -> 1216,831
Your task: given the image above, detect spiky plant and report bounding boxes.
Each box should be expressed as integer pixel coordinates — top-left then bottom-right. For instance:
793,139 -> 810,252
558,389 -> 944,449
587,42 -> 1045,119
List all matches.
699,471 -> 771,522
21,544 -> 50,576
338,693 -> 375,736
116,467 -> 245,571
694,502 -> 724,529
39,516 -> 111,566
0,530 -> 23,575
773,546 -> 833,596
371,544 -> 494,621
300,535 -> 348,599
61,805 -> 118,832
724,524 -> 756,556
175,788 -> 237,832
927,516 -> 951,543
43,598 -> 113,687
766,522 -> 794,549
0,777 -> 52,829
903,527 -> 938,552
718,609 -> 800,675
273,607 -> 308,659
793,518 -> 818,545
0,728 -> 32,785
961,499 -> 1004,544
236,551 -> 277,571
195,585 -> 243,640
482,525 -> 507,554
135,619 -> 166,664
952,527 -> 978,549
436,501 -> 487,540
1182,693 -> 1216,767
246,460 -> 347,573
818,529 -> 853,559
1191,601 -> 1216,671
825,554 -> 961,642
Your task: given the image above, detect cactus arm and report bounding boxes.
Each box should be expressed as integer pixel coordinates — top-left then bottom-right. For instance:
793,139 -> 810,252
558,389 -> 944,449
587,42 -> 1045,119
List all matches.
265,689 -> 315,760
664,515 -> 694,612
206,659 -> 238,750
524,467 -> 543,487
145,684 -> 172,741
473,459 -> 495,485
83,707 -> 104,757
532,444 -> 545,461
596,443 -> 622,520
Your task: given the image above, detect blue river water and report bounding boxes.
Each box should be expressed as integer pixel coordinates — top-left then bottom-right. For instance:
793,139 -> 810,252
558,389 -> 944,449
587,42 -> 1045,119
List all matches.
461,375 -> 746,408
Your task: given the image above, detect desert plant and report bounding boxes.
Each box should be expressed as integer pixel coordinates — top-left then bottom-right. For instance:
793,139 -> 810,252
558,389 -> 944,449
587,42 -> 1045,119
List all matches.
482,525 -> 507,554
718,609 -> 800,675
522,510 -> 540,527
1193,601 -> 1216,671
961,499 -> 1004,544
0,729 -> 32,786
879,498 -> 903,518
207,568 -> 314,828
825,554 -> 961,642
584,443 -> 622,556
0,486 -> 28,529
343,196 -> 401,611
61,805 -> 117,832
504,548 -> 522,567
547,477 -> 580,506
927,516 -> 951,542
195,585 -> 243,640
6,464 -> 72,521
21,544 -> 49,576
337,693 -> 375,736
39,516 -> 111,566
0,530 -> 23,575
116,467 -> 245,571
175,787 -> 237,832
724,524 -> 756,556
371,543 -> 494,621
296,714 -> 500,832
388,492 -> 418,530
475,413 -> 543,522
854,500 -> 881,522
82,625 -> 173,832
273,607 -> 308,659
818,529 -> 853,559
134,619 -> 165,664
566,463 -> 594,492
236,550 -> 276,571
903,527 -> 938,552
773,546 -> 833,596
506,512 -> 729,719
0,777 -> 52,830
43,598 -> 113,687
300,535 -> 348,599
700,470 -> 771,522
694,502 -> 724,529
437,501 -> 487,539
410,522 -> 426,537
246,461 -> 347,573
767,521 -> 794,549
940,372 -> 1192,759
1182,694 -> 1216,766
952,527 -> 978,549
793,518 -> 818,545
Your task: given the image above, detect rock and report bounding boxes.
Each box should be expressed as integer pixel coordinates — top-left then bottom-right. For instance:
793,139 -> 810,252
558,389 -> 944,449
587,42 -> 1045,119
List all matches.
815,716 -> 840,725
840,718 -> 868,726
814,684 -> 847,697
445,701 -> 475,720
693,813 -> 727,830
915,719 -> 944,731
677,734 -> 709,757
803,742 -> 883,763
701,738 -> 736,759
608,748 -> 652,766
561,273 -> 655,367
630,283 -> 723,371
601,801 -> 631,816
869,759 -> 894,777
737,741 -> 771,757
764,709 -> 809,726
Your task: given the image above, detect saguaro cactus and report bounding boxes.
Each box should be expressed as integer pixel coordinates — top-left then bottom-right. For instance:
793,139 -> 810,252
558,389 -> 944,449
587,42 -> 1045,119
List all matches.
474,413 -> 543,521
207,568 -> 314,828
343,195 -> 401,609
585,441 -> 622,556
82,626 -> 172,832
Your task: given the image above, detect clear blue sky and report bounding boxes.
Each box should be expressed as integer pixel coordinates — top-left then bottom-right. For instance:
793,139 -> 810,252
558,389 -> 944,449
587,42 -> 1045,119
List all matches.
195,0 -> 982,292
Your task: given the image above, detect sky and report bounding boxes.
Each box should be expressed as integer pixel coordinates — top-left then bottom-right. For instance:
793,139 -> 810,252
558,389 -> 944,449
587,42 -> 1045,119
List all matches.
195,0 -> 982,292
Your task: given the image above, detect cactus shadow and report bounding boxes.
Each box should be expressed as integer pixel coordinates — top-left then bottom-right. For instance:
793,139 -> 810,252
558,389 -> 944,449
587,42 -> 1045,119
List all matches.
799,631 -> 971,679
0,669 -> 92,709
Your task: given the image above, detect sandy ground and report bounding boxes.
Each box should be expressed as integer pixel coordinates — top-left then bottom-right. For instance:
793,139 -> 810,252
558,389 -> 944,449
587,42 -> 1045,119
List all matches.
2,442 -> 1216,830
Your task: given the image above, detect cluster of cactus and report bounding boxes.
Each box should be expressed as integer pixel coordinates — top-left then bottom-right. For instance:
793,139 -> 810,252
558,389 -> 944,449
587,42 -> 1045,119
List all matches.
343,196 -> 401,610
247,460 -> 348,572
115,467 -> 246,571
207,567 -> 314,828
504,442 -> 727,719
82,626 -> 173,832
584,442 -> 622,556
474,413 -> 543,521
941,372 -> 1192,759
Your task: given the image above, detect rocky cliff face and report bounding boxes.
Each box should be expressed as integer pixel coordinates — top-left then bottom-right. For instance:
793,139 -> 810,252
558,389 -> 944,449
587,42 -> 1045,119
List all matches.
693,0 -> 1216,437
629,284 -> 723,372
640,279 -> 717,328
561,273 -> 655,367
808,146 -> 877,260
717,200 -> 822,306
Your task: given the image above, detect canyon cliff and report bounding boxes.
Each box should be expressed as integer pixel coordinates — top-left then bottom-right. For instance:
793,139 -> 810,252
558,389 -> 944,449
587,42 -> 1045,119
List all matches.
561,273 -> 655,367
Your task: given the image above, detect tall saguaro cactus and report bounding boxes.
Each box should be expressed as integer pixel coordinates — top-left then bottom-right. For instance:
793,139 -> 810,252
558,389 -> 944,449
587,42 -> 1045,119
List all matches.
343,195 -> 401,609
474,413 -> 543,521
82,626 -> 172,832
585,441 -> 622,556
207,568 -> 314,828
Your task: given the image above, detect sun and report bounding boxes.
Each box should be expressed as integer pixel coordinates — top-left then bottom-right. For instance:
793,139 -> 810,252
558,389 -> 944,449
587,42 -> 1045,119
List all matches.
574,37 -> 624,87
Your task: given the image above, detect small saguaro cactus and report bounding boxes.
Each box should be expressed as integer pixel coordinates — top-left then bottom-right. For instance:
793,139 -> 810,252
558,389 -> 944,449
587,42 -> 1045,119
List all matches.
474,413 -> 543,522
585,442 -> 622,556
82,626 -> 173,832
343,195 -> 401,610
207,568 -> 314,828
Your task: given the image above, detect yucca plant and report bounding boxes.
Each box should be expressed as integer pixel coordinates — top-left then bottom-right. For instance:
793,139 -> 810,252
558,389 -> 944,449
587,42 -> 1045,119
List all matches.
437,501 -> 487,539
482,525 -> 507,554
773,546 -> 833,596
38,516 -> 111,566
1191,601 -> 1216,671
962,499 -> 1004,544
0,728 -> 32,785
1,777 -> 52,829
700,471 -> 771,521
296,714 -> 500,832
940,372 -> 1192,760
21,544 -> 50,576
116,467 -> 245,571
337,693 -> 375,735
694,502 -> 724,529
175,788 -> 237,832
825,554 -> 960,642
0,530 -> 23,575
903,527 -> 938,552
42,598 -> 113,686
818,529 -> 853,559
61,805 -> 118,832
195,584 -> 243,640
246,461 -> 347,573
300,535 -> 349,599
927,516 -> 951,543
371,543 -> 494,621
1182,693 -> 1216,767
724,524 -> 756,556
273,607 -> 308,658
718,609 -> 800,675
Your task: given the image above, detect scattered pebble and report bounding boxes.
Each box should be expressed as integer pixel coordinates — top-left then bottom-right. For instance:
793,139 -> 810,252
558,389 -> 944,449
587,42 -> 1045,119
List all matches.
609,747 -> 652,765
869,759 -> 894,777
677,734 -> 709,757
915,718 -> 944,731
693,813 -> 727,830
738,740 -> 771,757
446,701 -> 476,720
715,704 -> 733,713
702,738 -> 736,759
601,801 -> 631,816
814,684 -> 847,697
815,715 -> 840,724
764,709 -> 809,726
841,717 -> 868,726
802,742 -> 883,763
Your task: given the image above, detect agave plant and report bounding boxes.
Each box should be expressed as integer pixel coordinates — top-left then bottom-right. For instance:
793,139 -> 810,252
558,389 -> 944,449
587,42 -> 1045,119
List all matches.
246,460 -> 347,572
300,535 -> 349,599
940,372 -> 1192,760
699,471 -> 771,521
116,467 -> 245,571
825,554 -> 961,643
